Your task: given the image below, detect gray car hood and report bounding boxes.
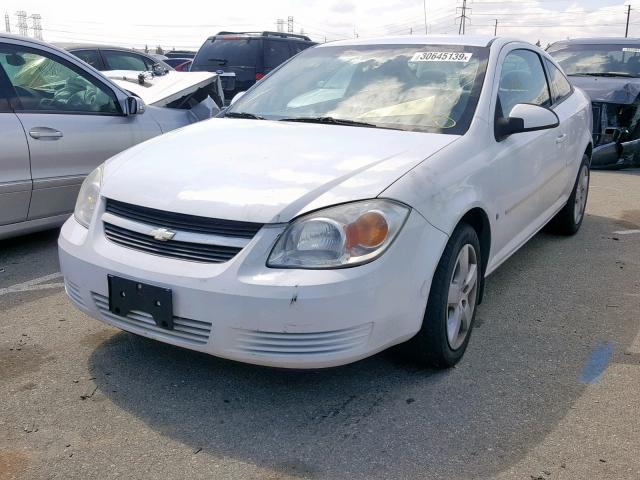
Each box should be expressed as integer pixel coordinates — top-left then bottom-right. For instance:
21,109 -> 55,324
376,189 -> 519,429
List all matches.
569,75 -> 640,104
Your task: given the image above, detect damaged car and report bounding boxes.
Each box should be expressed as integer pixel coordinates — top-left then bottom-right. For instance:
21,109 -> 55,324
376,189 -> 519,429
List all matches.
548,38 -> 640,169
0,34 -> 222,239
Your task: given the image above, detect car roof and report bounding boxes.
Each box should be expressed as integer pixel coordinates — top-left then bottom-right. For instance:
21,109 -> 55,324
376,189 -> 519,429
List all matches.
0,32 -> 59,49
318,35 -> 499,48
550,37 -> 640,46
54,42 -> 150,53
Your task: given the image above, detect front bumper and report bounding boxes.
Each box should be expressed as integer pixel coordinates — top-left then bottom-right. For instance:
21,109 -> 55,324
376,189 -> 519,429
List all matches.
59,208 -> 447,368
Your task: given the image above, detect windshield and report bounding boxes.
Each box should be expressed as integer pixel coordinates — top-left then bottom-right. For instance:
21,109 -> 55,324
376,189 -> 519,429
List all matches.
192,38 -> 261,69
548,43 -> 640,77
227,44 -> 490,134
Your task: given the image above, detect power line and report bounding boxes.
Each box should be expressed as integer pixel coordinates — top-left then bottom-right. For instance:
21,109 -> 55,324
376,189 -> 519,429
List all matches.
15,10 -> 28,36
423,0 -> 428,34
30,13 -> 42,40
457,0 -> 471,35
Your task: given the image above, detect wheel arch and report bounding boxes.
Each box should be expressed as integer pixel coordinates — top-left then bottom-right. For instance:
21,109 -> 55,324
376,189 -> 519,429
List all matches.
457,207 -> 491,304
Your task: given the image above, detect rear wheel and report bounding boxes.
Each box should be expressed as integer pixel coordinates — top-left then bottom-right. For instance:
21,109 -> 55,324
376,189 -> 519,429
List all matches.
405,223 -> 481,368
546,154 -> 590,235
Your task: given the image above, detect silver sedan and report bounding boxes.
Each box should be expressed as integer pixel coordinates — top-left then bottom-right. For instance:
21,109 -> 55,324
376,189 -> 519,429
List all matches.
0,34 -> 219,239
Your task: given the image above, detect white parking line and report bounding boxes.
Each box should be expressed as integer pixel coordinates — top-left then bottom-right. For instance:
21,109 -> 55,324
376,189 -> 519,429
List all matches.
613,229 -> 640,235
0,272 -> 64,296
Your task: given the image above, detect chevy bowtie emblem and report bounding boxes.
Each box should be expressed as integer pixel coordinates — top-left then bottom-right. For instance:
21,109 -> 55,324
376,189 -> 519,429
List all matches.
150,227 -> 176,241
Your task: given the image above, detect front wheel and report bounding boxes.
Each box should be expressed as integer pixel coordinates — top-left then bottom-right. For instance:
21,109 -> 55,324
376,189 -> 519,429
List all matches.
546,154 -> 590,235
404,223 -> 481,368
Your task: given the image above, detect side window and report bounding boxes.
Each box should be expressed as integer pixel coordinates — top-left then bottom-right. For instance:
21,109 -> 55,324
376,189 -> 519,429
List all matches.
102,50 -> 148,71
291,42 -> 308,55
71,49 -> 103,69
545,59 -> 572,104
498,49 -> 551,117
0,46 -> 120,114
140,55 -> 157,70
264,40 -> 291,69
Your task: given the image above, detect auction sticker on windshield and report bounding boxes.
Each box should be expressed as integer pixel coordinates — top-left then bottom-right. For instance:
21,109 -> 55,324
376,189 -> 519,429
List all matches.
622,47 -> 640,53
410,52 -> 473,62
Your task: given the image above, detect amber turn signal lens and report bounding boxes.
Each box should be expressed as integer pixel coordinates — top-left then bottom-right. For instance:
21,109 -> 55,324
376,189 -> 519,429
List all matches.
346,211 -> 389,249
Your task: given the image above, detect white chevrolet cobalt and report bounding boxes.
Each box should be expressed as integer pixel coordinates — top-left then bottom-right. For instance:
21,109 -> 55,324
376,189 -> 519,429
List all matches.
59,36 -> 592,369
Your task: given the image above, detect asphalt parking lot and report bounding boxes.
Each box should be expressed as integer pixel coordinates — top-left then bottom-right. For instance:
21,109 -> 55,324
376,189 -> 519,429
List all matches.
1,169 -> 639,480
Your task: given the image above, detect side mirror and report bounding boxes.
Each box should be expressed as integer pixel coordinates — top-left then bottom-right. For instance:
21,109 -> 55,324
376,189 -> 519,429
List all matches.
230,91 -> 246,106
496,103 -> 559,140
125,96 -> 146,116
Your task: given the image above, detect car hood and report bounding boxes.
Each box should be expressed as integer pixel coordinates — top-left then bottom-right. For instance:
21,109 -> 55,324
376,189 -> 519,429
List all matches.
101,119 -> 458,224
569,75 -> 640,104
105,70 -> 220,107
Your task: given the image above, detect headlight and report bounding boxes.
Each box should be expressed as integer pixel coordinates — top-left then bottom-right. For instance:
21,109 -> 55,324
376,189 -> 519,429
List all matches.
267,199 -> 410,269
74,165 -> 103,228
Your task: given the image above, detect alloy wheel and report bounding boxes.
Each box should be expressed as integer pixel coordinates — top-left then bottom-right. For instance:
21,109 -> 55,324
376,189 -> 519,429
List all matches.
446,244 -> 479,350
574,164 -> 590,224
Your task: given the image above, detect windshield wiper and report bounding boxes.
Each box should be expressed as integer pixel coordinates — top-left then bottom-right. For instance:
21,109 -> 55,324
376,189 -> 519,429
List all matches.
224,112 -> 264,120
279,116 -> 378,128
208,58 -> 228,66
571,72 -> 640,78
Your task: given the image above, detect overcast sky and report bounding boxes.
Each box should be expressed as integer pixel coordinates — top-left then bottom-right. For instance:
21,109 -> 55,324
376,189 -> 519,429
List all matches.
3,0 -> 640,50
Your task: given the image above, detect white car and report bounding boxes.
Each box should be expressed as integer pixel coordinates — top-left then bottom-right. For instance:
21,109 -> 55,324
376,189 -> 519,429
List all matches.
59,36 -> 592,369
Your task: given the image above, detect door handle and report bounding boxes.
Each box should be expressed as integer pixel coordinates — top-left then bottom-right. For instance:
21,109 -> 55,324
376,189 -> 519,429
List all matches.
29,128 -> 63,140
555,134 -> 568,144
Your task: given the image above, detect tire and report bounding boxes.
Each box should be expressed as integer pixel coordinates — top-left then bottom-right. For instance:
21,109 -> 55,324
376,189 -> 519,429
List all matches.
546,154 -> 590,236
404,223 -> 482,368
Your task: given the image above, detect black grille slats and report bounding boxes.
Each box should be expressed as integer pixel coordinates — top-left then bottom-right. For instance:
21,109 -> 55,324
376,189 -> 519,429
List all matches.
105,199 -> 263,239
102,198 -> 261,263
104,223 -> 241,263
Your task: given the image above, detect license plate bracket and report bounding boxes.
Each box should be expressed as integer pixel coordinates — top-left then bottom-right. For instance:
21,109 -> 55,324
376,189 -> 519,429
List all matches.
108,275 -> 174,330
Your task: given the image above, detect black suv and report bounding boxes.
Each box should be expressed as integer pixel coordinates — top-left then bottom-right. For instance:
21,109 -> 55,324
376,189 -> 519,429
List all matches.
191,31 -> 316,101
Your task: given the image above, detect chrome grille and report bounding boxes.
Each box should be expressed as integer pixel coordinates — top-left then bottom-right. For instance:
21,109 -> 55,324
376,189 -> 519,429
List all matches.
105,199 -> 263,239
104,223 -> 241,263
92,292 -> 211,345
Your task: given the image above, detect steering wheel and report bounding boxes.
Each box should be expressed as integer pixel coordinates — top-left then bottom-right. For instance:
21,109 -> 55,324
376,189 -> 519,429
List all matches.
39,79 -> 97,111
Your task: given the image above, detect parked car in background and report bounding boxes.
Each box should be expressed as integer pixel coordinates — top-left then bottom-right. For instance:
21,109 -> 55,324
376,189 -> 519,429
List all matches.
60,36 -> 592,370
104,69 -> 223,115
0,34 -> 219,239
165,50 -> 196,59
60,43 -> 173,76
191,31 -> 316,102
548,38 -> 640,169
164,58 -> 192,71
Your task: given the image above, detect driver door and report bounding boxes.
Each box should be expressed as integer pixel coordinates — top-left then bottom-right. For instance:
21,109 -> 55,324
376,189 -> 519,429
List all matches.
0,43 -> 161,221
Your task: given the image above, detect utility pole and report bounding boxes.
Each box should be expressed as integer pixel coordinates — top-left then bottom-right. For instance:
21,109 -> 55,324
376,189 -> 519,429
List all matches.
457,0 -> 470,35
276,18 -> 284,32
29,13 -> 42,40
625,5 -> 632,38
4,13 -> 10,33
423,0 -> 428,34
494,19 -> 498,36
410,26 -> 413,35
287,16 -> 294,34
15,11 -> 28,37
